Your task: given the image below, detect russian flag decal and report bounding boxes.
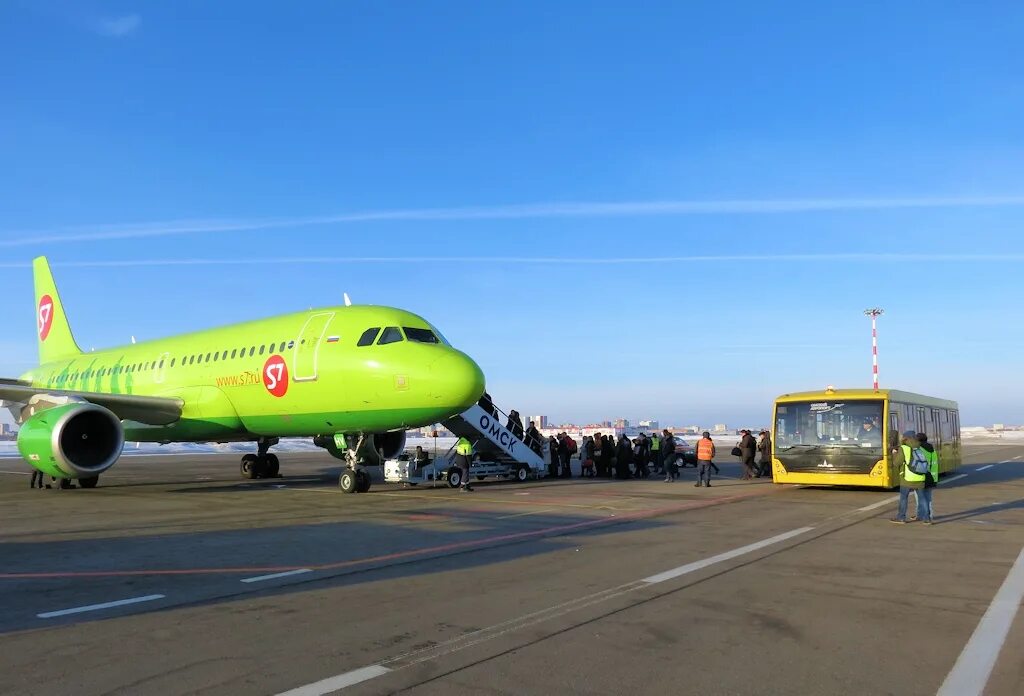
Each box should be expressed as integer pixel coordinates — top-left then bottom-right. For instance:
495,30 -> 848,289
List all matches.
326,335 -> 340,343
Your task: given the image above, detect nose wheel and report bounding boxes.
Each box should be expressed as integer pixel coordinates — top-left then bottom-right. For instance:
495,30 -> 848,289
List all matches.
339,468 -> 371,494
338,434 -> 371,493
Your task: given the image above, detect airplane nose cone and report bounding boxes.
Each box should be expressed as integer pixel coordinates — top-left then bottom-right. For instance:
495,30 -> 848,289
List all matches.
430,351 -> 486,409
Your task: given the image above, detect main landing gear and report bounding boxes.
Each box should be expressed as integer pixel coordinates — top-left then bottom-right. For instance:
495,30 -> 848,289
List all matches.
338,434 -> 371,494
240,437 -> 281,480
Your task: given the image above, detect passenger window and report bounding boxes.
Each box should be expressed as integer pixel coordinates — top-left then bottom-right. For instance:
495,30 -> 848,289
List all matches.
170,358 -> 175,367
287,340 -> 295,349
377,327 -> 403,345
404,327 -> 440,344
205,353 -> 211,362
230,349 -> 237,359
249,347 -> 255,357
357,328 -> 381,347
259,345 -> 265,356
222,350 -> 228,360
213,352 -> 219,362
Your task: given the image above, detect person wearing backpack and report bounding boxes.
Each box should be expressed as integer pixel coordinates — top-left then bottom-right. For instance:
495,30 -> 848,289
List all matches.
892,430 -> 931,524
915,432 -> 939,522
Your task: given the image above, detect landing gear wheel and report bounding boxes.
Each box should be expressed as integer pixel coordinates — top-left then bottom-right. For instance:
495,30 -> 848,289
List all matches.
476,475 -> 486,481
339,469 -> 359,494
241,454 -> 258,479
265,453 -> 280,478
447,466 -> 463,488
355,470 -> 371,493
79,476 -> 99,489
253,457 -> 271,479
515,465 -> 530,482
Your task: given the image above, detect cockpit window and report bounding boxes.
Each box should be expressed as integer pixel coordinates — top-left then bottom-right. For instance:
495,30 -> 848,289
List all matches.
377,326 -> 404,345
357,327 -> 380,347
404,327 -> 440,344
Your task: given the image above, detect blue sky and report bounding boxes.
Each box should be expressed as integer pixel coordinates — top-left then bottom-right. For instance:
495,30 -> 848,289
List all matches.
2,1 -> 1023,427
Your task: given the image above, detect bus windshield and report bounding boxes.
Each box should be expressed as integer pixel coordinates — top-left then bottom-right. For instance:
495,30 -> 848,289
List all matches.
775,400 -> 884,450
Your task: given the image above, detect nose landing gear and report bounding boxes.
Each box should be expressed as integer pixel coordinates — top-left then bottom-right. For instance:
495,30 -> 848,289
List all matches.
338,434 -> 371,494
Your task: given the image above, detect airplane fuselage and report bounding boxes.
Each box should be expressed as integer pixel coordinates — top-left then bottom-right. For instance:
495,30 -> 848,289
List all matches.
19,305 -> 485,443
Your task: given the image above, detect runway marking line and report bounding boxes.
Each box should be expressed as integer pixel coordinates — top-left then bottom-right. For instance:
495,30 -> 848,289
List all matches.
642,527 -> 814,584
241,569 -> 312,584
0,470 -> 31,476
276,665 -> 392,696
938,544 -> 1024,696
977,465 -> 996,472
37,594 -> 165,619
0,488 -> 775,580
856,496 -> 899,513
274,524 -> 817,695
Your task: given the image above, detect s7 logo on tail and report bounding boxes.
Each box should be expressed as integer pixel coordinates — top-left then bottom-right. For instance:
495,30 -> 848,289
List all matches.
38,295 -> 54,341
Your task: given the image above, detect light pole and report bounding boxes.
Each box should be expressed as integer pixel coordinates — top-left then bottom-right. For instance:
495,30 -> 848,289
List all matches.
863,308 -> 884,391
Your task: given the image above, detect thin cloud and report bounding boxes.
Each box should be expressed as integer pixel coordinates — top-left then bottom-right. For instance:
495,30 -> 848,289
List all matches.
2,253 -> 1024,269
3,195 -> 1024,248
94,14 -> 140,38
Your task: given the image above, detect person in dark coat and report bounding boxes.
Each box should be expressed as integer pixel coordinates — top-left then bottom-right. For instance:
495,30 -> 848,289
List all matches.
557,433 -> 572,478
525,421 -> 542,455
601,435 -> 614,477
739,429 -> 758,479
756,430 -> 772,477
478,392 -> 500,419
634,433 -> 651,478
506,410 -> 525,440
615,435 -> 634,479
548,436 -> 559,477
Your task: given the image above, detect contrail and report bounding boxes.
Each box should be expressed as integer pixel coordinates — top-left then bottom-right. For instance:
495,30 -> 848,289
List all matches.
3,195 -> 1024,247
1,253 -> 1024,269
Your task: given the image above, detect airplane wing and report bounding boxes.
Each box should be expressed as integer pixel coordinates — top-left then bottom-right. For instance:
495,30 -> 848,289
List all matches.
0,383 -> 183,426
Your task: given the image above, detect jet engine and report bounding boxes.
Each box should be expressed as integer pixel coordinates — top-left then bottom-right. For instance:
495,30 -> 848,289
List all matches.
17,403 -> 124,480
314,431 -> 408,464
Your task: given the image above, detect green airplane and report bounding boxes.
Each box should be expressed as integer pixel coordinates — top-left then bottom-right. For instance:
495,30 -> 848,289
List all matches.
0,257 -> 485,493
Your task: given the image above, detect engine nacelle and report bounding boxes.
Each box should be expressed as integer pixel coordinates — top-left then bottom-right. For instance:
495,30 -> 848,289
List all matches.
313,431 -> 408,465
18,403 -> 124,479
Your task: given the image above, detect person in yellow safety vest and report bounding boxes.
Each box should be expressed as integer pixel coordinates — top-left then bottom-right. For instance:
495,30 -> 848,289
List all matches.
891,430 -> 937,524
650,433 -> 662,474
455,437 -> 474,492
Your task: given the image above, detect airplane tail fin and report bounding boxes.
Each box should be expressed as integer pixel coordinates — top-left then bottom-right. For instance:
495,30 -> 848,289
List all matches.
33,256 -> 83,364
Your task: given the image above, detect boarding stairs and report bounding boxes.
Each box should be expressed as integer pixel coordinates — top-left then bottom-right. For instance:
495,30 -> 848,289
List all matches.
442,402 -> 548,475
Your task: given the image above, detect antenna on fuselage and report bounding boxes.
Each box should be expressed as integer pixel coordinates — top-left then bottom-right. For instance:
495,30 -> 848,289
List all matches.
343,293 -> 352,307
131,336 -> 136,344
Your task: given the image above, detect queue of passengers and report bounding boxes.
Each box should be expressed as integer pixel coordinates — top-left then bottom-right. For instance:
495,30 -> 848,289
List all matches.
535,428 -> 774,486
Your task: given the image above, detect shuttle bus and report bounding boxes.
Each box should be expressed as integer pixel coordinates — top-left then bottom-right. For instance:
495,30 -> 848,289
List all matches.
771,388 -> 961,488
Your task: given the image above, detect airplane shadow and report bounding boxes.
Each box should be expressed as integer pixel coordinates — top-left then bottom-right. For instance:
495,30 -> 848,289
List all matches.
0,505 -> 667,635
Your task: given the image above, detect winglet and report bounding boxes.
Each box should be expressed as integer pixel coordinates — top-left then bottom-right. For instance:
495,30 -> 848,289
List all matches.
33,257 -> 83,364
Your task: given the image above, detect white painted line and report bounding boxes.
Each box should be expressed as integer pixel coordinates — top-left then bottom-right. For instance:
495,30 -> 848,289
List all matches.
1014,455 -> 1022,460
857,496 -> 899,513
940,474 -> 968,485
0,470 -> 32,476
642,527 -> 814,584
497,508 -> 556,520
241,568 -> 312,584
977,465 -> 995,472
937,545 -> 1024,696
37,594 -> 165,619
275,665 -> 392,696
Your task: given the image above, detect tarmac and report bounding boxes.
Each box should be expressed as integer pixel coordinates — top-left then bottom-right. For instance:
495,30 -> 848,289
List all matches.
0,443 -> 1022,696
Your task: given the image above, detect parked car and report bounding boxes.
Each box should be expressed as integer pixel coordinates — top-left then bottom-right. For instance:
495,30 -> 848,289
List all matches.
674,438 -> 697,467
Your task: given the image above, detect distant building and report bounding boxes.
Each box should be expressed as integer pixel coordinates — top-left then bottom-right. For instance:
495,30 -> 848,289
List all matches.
530,415 -> 548,429
638,420 -> 659,430
993,424 -> 1005,432
613,418 -> 630,428
600,420 -> 612,428
713,424 -> 728,433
